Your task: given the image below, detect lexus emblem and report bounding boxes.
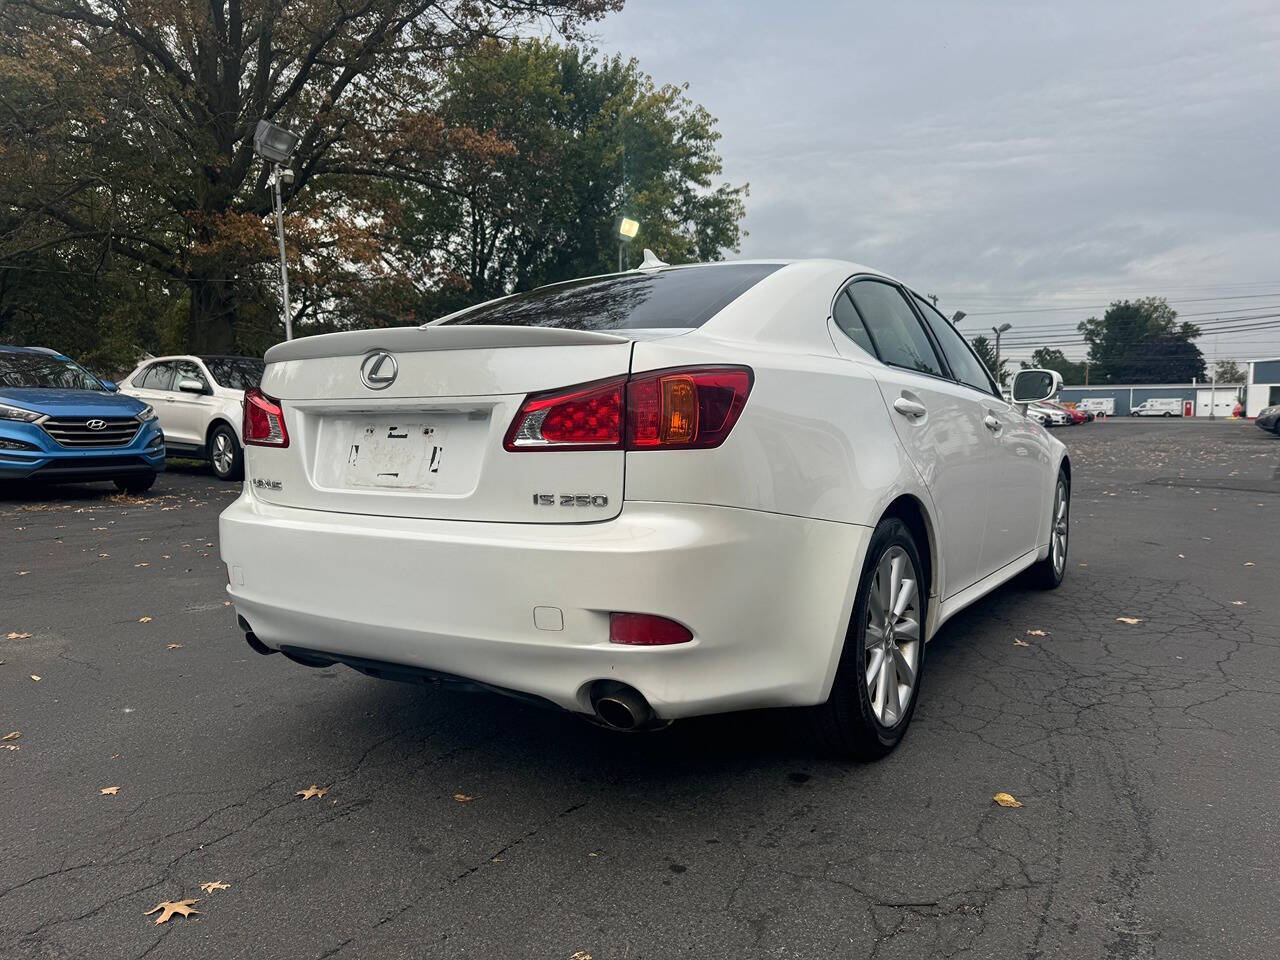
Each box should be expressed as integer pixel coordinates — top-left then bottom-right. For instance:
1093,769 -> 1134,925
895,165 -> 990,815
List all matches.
359,351 -> 398,390
85,419 -> 107,431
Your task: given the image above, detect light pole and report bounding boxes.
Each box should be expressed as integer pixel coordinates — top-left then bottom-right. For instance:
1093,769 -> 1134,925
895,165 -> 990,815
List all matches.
252,120 -> 301,340
616,216 -> 639,272
992,322 -> 1012,386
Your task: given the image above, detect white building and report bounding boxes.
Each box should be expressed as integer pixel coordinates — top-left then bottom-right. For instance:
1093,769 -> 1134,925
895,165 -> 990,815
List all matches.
1245,358 -> 1280,417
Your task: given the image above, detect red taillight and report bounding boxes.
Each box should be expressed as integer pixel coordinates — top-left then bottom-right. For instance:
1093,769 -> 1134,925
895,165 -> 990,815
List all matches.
504,366 -> 752,452
609,612 -> 693,646
243,387 -> 289,447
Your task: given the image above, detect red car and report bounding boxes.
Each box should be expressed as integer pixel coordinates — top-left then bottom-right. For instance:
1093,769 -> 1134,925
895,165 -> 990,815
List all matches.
1047,402 -> 1088,425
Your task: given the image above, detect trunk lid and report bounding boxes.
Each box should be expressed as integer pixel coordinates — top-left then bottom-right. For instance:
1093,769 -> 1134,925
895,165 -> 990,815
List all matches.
248,326 -> 632,523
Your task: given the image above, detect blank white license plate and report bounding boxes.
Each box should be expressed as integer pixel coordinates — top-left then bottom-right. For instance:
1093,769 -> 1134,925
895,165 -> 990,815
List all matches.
344,422 -> 446,489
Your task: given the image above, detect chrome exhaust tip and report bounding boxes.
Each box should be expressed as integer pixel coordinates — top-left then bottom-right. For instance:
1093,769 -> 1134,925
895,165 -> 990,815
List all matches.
590,683 -> 653,731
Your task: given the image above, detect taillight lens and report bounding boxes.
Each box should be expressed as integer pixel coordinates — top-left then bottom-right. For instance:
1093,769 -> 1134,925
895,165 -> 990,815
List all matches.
503,377 -> 625,451
609,613 -> 693,646
504,366 -> 752,452
243,387 -> 289,447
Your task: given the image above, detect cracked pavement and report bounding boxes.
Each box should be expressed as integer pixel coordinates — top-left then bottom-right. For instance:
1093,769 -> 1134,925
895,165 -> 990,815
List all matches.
2,419 -> 1277,959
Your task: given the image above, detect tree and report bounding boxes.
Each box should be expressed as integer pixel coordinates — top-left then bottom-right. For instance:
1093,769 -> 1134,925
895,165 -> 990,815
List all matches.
1078,298 -> 1206,384
1213,360 -> 1244,383
969,334 -> 1008,387
1021,347 -> 1086,385
0,0 -> 620,357
396,40 -> 746,319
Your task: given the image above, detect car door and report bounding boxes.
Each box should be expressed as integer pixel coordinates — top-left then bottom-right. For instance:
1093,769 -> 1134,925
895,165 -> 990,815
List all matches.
910,292 -> 1045,573
164,359 -> 215,448
834,278 -> 994,597
129,361 -> 176,436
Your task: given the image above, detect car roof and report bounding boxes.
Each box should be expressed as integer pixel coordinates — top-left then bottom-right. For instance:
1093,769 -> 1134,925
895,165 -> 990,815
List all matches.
0,345 -> 63,356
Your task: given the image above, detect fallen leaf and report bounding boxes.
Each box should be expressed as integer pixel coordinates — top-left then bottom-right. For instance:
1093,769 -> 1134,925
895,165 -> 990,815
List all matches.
1013,637 -> 1030,647
1115,617 -> 1144,625
1243,562 -> 1255,567
222,600 -> 232,607
1,744 -> 18,751
993,792 -> 1023,808
199,881 -> 230,893
570,952 -> 593,960
2,731 -> 19,741
100,786 -> 119,795
1026,629 -> 1048,637
138,616 -> 152,623
30,675 -> 40,682
1177,554 -> 1185,559
296,784 -> 328,800
1231,601 -> 1247,606
167,643 -> 183,651
97,553 -> 110,559
7,632 -> 32,640
145,899 -> 199,925
17,571 -> 28,576
135,563 -> 150,568
454,793 -> 475,803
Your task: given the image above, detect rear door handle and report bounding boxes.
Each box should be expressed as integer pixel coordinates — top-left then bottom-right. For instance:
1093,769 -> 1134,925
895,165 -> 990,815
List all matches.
893,397 -> 927,419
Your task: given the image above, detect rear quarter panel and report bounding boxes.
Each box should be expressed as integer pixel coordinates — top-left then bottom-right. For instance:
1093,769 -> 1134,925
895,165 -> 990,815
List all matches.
625,336 -> 927,530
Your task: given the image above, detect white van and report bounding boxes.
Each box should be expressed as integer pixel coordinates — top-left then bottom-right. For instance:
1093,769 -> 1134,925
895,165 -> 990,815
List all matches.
1077,397 -> 1115,416
1129,398 -> 1183,417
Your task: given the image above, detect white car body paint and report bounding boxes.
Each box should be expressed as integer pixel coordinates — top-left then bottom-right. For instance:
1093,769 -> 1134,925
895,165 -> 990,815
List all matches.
121,355 -> 253,453
219,260 -> 1068,720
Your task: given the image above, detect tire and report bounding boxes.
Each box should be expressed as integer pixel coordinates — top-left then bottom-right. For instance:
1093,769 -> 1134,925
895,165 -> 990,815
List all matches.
208,423 -> 243,481
114,472 -> 157,494
1163,411 -> 1173,417
1025,470 -> 1069,589
812,517 -> 928,760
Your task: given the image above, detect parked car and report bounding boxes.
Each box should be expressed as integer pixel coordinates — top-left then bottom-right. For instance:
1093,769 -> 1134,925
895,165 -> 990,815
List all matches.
0,345 -> 164,491
1256,404 -> 1280,435
220,260 -> 1071,759
1029,402 -> 1071,426
1130,398 -> 1183,417
1046,401 -> 1088,425
121,355 -> 264,480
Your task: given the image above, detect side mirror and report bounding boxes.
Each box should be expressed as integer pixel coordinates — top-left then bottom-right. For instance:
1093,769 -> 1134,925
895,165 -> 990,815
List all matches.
1011,368 -> 1063,406
100,379 -> 119,392
177,378 -> 207,394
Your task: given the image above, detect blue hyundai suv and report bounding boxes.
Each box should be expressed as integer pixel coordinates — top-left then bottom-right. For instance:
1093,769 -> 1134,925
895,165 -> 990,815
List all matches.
0,346 -> 165,492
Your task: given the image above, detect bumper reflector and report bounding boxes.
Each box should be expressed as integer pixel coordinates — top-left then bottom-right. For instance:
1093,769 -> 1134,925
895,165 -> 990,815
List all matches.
609,612 -> 693,646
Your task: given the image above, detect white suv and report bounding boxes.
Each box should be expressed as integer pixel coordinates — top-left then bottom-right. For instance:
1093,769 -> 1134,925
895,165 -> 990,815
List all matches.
121,355 -> 264,480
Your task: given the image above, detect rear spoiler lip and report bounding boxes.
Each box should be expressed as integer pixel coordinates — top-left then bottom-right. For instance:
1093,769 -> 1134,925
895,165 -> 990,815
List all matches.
263,325 -> 631,364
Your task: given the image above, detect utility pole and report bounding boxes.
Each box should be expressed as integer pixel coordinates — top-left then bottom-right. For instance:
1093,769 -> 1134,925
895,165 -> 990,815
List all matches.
1084,360 -> 1090,386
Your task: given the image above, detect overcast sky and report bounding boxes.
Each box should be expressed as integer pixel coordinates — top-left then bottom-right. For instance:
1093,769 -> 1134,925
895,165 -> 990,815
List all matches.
591,0 -> 1280,365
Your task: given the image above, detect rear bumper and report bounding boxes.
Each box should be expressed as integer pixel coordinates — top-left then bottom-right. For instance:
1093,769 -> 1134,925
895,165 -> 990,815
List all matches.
0,420 -> 165,481
219,494 -> 871,719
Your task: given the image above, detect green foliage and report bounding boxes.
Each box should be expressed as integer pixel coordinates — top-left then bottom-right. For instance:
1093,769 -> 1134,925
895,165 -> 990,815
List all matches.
1078,298 -> 1206,384
1212,359 -> 1244,383
1021,347 -> 1087,385
969,335 -> 1008,387
400,40 -> 747,319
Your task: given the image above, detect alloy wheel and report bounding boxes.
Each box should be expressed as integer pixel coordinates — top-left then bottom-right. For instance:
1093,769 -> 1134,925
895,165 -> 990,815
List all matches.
864,545 -> 921,728
1051,480 -> 1068,574
212,432 -> 234,476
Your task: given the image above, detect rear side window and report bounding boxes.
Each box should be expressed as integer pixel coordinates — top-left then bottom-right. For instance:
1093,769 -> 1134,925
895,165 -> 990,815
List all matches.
138,362 -> 175,390
832,290 -> 876,355
436,264 -> 783,330
911,294 -> 998,396
847,280 -> 944,377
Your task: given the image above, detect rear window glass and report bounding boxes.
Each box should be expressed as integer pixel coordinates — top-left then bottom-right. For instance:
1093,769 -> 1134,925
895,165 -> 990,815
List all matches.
436,264 -> 784,330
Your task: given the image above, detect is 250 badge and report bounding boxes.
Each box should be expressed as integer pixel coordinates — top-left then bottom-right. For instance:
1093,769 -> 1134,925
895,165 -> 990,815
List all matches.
532,494 -> 609,508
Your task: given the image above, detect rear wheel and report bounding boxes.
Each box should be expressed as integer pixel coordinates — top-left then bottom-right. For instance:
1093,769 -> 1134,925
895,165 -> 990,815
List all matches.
114,472 -> 156,494
208,423 -> 243,481
812,517 -> 927,760
1025,471 -> 1069,589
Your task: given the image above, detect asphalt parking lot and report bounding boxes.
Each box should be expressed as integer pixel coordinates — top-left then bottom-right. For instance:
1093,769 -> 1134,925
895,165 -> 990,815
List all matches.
3,419 -> 1278,960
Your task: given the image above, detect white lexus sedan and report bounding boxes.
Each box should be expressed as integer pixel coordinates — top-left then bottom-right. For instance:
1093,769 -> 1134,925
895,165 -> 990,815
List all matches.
219,260 -> 1070,759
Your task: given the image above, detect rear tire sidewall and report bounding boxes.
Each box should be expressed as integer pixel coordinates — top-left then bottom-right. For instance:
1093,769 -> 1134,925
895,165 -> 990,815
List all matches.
209,424 -> 243,481
814,518 -> 928,760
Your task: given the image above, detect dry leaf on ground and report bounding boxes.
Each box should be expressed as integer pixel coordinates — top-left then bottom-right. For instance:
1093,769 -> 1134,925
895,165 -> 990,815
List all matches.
167,643 -> 183,650
138,616 -> 152,623
199,881 -> 230,893
100,786 -> 119,795
993,792 -> 1023,808
145,899 -> 199,924
1231,601 -> 1247,606
454,793 -> 475,803
1013,637 -> 1030,647
1243,562 -> 1255,567
29,675 -> 40,682
1115,617 -> 1144,625
135,563 -> 150,568
7,632 -> 32,640
570,952 -> 593,960
1026,629 -> 1048,637
2,731 -> 19,741
17,571 -> 28,576
296,785 -> 328,800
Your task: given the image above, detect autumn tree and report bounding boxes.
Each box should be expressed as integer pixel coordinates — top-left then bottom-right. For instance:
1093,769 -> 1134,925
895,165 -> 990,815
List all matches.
1078,298 -> 1206,384
397,39 -> 747,319
0,0 -> 620,357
